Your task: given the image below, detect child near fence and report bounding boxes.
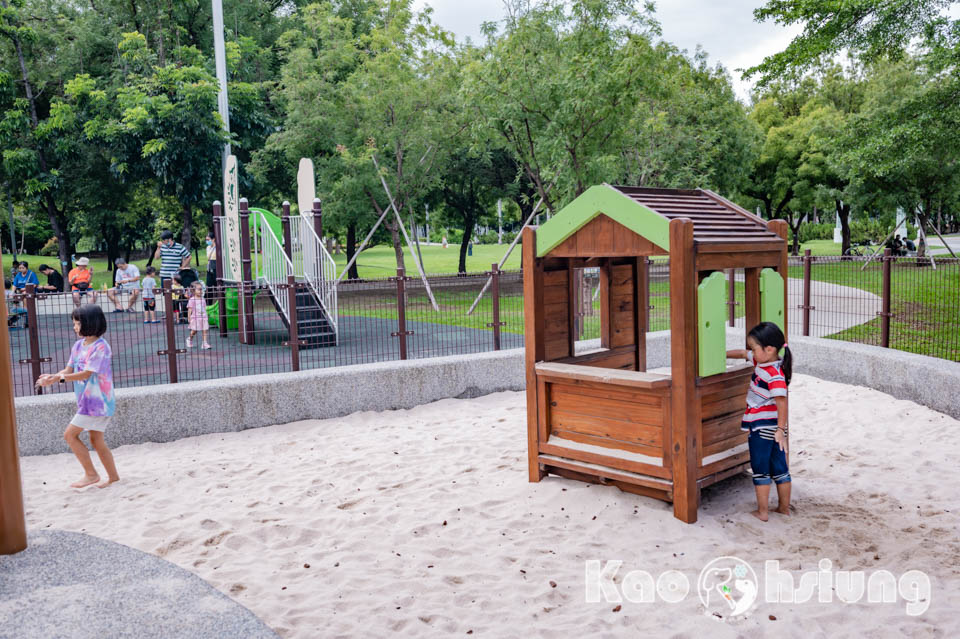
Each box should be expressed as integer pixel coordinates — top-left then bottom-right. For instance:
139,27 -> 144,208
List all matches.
186,281 -> 211,349
142,266 -> 159,324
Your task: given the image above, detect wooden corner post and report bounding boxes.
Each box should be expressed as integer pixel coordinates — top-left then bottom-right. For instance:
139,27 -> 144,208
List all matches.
0,254 -> 27,554
669,218 -> 699,523
767,219 -> 790,341
523,228 -> 546,482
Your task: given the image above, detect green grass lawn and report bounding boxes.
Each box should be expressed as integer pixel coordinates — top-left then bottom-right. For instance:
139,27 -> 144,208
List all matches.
331,243 -> 521,278
788,258 -> 960,361
2,252 -> 211,290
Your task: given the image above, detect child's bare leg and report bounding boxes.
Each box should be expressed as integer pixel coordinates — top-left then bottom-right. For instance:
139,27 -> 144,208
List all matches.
189,330 -> 197,338
751,484 -> 771,521
89,431 -> 120,487
775,482 -> 791,515
64,425 -> 99,488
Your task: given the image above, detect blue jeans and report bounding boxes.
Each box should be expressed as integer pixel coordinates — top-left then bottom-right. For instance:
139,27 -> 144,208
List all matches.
748,431 -> 791,486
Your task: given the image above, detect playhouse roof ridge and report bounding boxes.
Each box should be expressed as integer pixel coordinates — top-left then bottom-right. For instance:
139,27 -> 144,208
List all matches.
536,183 -> 780,257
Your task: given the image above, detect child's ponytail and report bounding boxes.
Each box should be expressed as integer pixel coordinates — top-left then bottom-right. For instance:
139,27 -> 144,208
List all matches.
780,345 -> 792,386
747,321 -> 792,385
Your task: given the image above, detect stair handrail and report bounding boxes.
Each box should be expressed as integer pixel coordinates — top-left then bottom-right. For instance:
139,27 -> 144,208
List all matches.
255,211 -> 295,325
292,216 -> 338,337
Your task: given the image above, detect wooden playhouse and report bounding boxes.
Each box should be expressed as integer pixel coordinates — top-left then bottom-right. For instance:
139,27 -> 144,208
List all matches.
523,185 -> 788,523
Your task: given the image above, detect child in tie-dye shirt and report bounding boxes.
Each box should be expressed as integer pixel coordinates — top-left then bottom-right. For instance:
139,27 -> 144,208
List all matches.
36,304 -> 120,489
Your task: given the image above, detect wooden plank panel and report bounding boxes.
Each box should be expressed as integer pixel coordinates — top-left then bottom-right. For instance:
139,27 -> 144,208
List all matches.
540,457 -> 672,494
550,390 -> 665,428
535,363 -> 671,390
549,410 -> 662,447
543,269 -> 568,286
699,450 -> 751,477
548,428 -> 665,462
702,432 -> 747,462
702,412 -> 745,446
544,376 -> 663,406
599,260 -> 611,348
540,437 -> 667,479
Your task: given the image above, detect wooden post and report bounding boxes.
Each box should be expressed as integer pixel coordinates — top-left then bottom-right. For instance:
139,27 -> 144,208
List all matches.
668,218 -> 699,523
0,253 -> 27,555
312,198 -> 323,242
802,250 -> 813,337
286,275 -> 301,372
727,269 -> 736,327
522,228 -> 546,482
634,257 -> 648,372
392,267 -> 411,360
644,258 -> 652,331
239,199 -> 255,345
213,202 -> 227,337
567,259 -> 577,356
281,201 -> 293,261
881,248 -> 892,348
599,259 -> 612,348
24,284 -> 46,395
744,268 -> 761,334
767,219 -> 790,341
161,283 -> 181,383
487,263 -> 503,351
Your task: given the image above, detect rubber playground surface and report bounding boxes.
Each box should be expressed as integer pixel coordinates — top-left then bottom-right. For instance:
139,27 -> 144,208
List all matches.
8,305 -> 518,398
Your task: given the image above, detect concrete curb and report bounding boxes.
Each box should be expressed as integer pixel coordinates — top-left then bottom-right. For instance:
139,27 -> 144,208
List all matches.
15,331 -> 959,457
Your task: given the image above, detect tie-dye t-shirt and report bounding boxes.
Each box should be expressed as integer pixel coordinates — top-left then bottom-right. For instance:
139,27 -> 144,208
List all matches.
68,338 -> 115,417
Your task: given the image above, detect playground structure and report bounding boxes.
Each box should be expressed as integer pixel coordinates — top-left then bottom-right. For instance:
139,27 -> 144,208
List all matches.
523,185 -> 789,523
212,198 -> 339,347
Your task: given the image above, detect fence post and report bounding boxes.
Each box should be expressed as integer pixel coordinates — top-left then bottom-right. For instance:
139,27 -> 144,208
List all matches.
312,198 -> 323,242
239,198 -> 256,345
285,275 -> 301,372
801,249 -> 814,337
727,269 -> 736,327
212,201 -> 227,337
881,248 -> 892,348
391,267 -> 411,360
281,201 -> 293,261
159,283 -> 184,383
487,263 -> 505,350
22,284 -> 49,395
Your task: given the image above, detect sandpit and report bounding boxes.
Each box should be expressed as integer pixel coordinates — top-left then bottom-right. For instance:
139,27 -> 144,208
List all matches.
18,375 -> 960,636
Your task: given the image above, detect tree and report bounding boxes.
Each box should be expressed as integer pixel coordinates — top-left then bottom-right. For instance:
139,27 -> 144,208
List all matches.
436,148 -> 519,273
463,0 -> 664,212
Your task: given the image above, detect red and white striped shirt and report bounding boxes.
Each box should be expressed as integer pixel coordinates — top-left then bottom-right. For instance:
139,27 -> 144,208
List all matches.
741,352 -> 788,440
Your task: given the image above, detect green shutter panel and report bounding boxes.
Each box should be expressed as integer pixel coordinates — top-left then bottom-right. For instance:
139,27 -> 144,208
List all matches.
697,271 -> 727,377
759,268 -> 785,331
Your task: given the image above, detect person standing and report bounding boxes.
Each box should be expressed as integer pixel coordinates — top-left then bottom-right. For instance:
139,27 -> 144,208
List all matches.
153,230 -> 191,291
37,264 -> 65,292
68,257 -> 97,306
205,232 -> 218,289
106,257 -> 141,313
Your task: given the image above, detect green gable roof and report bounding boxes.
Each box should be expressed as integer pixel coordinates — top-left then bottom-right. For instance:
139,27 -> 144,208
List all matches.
536,184 -> 670,257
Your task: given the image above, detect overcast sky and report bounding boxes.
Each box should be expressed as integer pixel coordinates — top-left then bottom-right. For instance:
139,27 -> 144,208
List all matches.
411,0 -> 804,101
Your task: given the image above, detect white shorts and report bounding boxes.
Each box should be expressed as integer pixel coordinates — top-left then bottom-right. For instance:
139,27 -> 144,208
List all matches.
71,413 -> 111,432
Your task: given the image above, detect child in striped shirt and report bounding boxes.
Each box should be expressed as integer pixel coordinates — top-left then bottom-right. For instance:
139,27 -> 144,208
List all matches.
727,321 -> 792,522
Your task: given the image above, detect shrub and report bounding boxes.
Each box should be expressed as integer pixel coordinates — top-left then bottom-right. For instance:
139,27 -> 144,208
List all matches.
39,237 -> 58,256
799,223 -> 834,243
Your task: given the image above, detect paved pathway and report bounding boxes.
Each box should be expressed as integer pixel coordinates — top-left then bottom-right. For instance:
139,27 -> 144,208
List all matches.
930,234 -> 960,257
733,277 -> 881,338
0,530 -> 277,639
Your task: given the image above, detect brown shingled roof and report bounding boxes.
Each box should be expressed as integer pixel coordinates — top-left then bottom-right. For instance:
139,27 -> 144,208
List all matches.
611,186 -> 780,244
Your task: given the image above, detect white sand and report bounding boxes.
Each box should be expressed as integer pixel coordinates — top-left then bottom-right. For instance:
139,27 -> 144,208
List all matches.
19,374 -> 960,637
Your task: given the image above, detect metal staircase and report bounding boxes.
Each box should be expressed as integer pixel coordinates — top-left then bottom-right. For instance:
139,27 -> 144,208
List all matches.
252,211 -> 338,347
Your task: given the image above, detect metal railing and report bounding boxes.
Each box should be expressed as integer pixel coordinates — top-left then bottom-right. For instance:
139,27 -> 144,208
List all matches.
253,211 -> 296,323
292,214 -> 338,338
7,254 -> 958,398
